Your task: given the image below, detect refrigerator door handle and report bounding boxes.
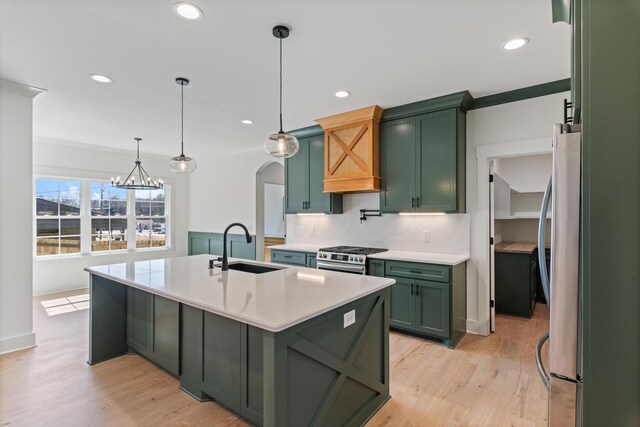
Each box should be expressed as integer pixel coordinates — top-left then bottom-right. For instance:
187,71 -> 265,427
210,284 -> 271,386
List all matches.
536,331 -> 550,390
538,177 -> 552,304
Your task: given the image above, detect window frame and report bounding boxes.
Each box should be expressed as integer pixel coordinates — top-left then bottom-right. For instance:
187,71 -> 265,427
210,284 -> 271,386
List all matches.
33,175 -> 171,258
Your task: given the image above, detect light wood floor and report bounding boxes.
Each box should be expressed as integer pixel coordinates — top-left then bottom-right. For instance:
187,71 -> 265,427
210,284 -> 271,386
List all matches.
0,290 -> 549,426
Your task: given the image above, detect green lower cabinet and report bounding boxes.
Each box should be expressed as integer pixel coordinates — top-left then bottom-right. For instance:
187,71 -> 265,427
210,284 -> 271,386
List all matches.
414,280 -> 450,338
150,295 -> 180,375
367,259 -> 385,277
202,312 -> 242,412
271,249 -> 317,268
306,254 -> 317,268
368,259 -> 466,348
389,277 -> 414,329
127,287 -> 152,357
126,288 -> 179,376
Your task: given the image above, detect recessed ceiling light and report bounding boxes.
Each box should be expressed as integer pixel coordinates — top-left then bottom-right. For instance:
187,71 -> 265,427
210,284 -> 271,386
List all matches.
242,119 -> 254,125
173,2 -> 203,20
502,38 -> 529,50
335,90 -> 351,98
89,74 -> 112,83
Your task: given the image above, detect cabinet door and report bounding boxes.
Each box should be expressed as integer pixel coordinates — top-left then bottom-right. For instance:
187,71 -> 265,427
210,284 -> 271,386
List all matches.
306,254 -> 317,268
202,311 -> 242,412
127,287 -> 152,357
285,139 -> 309,213
414,280 -> 450,338
389,277 -> 414,330
367,259 -> 385,277
415,109 -> 458,212
307,134 -> 330,213
150,295 -> 180,376
380,117 -> 416,212
495,252 -> 532,317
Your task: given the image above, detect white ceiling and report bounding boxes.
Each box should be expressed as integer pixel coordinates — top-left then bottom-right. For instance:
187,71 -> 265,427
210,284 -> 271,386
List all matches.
0,0 -> 570,156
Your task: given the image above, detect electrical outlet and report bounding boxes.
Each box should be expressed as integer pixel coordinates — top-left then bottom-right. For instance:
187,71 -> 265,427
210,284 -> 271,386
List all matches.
423,230 -> 431,243
343,310 -> 356,328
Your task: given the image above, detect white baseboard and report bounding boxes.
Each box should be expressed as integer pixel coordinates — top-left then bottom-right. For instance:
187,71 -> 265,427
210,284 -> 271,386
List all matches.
0,332 -> 36,355
466,319 -> 490,336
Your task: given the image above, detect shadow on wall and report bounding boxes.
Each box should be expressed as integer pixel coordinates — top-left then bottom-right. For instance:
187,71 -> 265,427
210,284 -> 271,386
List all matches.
255,161 -> 284,261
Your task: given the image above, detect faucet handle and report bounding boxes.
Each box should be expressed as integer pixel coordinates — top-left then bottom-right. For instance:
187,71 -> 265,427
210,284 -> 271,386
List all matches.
216,256 -> 223,262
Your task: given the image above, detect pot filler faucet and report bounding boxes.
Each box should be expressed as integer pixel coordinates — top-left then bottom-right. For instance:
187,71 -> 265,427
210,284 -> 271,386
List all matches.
221,223 -> 252,271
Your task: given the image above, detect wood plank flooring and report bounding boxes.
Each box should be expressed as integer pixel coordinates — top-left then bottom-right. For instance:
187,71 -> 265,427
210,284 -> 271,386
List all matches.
0,290 -> 549,426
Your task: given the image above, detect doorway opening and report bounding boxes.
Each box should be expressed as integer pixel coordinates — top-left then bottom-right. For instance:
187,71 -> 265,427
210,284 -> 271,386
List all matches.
255,161 -> 284,262
476,138 -> 552,333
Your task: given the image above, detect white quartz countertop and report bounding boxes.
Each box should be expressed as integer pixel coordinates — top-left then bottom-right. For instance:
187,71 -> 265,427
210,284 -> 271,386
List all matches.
85,255 -> 394,332
269,243 -> 326,253
368,251 -> 469,265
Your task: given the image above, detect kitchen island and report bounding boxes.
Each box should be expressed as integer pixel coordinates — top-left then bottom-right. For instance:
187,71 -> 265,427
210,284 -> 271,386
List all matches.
85,255 -> 395,427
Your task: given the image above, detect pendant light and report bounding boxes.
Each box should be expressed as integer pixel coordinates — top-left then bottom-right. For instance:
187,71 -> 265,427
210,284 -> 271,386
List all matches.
112,138 -> 163,189
265,25 -> 299,158
169,77 -> 197,173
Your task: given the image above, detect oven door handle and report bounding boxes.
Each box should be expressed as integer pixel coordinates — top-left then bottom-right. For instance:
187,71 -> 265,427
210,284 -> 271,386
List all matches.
316,261 -> 366,274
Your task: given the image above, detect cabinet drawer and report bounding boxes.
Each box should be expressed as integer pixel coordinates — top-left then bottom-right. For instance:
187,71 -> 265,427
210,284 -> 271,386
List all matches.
271,250 -> 307,266
385,261 -> 450,283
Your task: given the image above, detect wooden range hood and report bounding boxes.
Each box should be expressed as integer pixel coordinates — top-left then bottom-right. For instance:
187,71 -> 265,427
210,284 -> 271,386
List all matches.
315,105 -> 383,193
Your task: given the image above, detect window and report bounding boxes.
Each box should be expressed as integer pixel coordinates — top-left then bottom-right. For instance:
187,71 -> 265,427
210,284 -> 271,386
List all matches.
34,177 -> 170,257
35,178 -> 81,255
90,183 -> 128,252
135,188 -> 166,248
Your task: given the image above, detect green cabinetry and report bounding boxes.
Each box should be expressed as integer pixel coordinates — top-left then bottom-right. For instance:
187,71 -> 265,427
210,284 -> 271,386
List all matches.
284,133 -> 343,214
367,258 -> 466,348
188,231 -> 256,260
380,103 -> 466,213
271,249 -> 317,268
126,287 -> 180,376
495,250 -> 537,318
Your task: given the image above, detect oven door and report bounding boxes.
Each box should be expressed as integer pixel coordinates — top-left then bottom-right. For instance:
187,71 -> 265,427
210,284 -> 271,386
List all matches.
316,260 -> 366,275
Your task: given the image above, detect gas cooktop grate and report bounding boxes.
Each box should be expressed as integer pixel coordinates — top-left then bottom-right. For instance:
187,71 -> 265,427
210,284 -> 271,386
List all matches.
318,246 -> 388,255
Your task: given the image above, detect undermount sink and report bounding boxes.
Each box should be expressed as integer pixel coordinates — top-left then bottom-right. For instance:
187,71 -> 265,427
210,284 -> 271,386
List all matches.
227,262 -> 283,274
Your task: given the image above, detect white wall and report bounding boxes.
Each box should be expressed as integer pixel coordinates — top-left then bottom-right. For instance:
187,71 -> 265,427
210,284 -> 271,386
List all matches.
264,183 -> 285,237
466,91 -> 568,334
0,80 -> 44,354
188,146 -> 283,234
287,193 -> 470,255
494,153 -> 552,193
497,218 -> 550,243
32,138 -> 189,295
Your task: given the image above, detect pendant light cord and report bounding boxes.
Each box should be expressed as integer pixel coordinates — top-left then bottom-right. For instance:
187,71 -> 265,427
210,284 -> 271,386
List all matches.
181,82 -> 185,156
279,36 -> 283,133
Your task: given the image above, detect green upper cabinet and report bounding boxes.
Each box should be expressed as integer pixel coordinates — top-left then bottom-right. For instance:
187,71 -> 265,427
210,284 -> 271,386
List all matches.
380,106 -> 466,213
380,117 -> 416,212
284,133 -> 343,214
284,138 -> 308,213
416,109 -> 458,212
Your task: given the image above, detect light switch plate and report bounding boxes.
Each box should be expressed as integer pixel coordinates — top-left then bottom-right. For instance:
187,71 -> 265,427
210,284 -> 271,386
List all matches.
343,309 -> 356,328
423,230 -> 431,242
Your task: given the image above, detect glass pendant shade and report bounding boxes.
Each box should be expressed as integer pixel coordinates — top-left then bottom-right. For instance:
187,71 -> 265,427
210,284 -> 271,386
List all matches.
170,77 -> 196,173
265,131 -> 299,158
169,154 -> 197,172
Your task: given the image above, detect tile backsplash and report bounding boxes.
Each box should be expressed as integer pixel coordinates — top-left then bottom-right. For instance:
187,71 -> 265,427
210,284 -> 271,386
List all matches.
286,193 -> 469,255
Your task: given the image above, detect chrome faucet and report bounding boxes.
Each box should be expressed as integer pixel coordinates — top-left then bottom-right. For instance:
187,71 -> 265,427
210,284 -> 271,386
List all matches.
221,223 -> 252,271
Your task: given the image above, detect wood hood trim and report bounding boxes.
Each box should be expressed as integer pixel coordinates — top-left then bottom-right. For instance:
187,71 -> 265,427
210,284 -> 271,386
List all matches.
315,105 -> 383,194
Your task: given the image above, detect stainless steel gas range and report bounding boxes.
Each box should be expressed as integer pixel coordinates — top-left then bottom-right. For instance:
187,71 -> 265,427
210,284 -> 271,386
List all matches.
316,246 -> 388,275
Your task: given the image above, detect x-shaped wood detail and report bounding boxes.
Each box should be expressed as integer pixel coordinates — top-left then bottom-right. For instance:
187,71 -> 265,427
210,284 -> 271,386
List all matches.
288,295 -> 386,426
328,124 -> 369,175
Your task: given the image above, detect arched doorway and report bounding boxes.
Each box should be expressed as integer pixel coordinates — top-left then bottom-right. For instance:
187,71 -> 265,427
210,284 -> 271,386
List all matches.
255,161 -> 285,261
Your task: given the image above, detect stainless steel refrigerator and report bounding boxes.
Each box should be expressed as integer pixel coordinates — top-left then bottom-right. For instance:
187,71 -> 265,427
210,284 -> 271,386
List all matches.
537,123 -> 582,426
